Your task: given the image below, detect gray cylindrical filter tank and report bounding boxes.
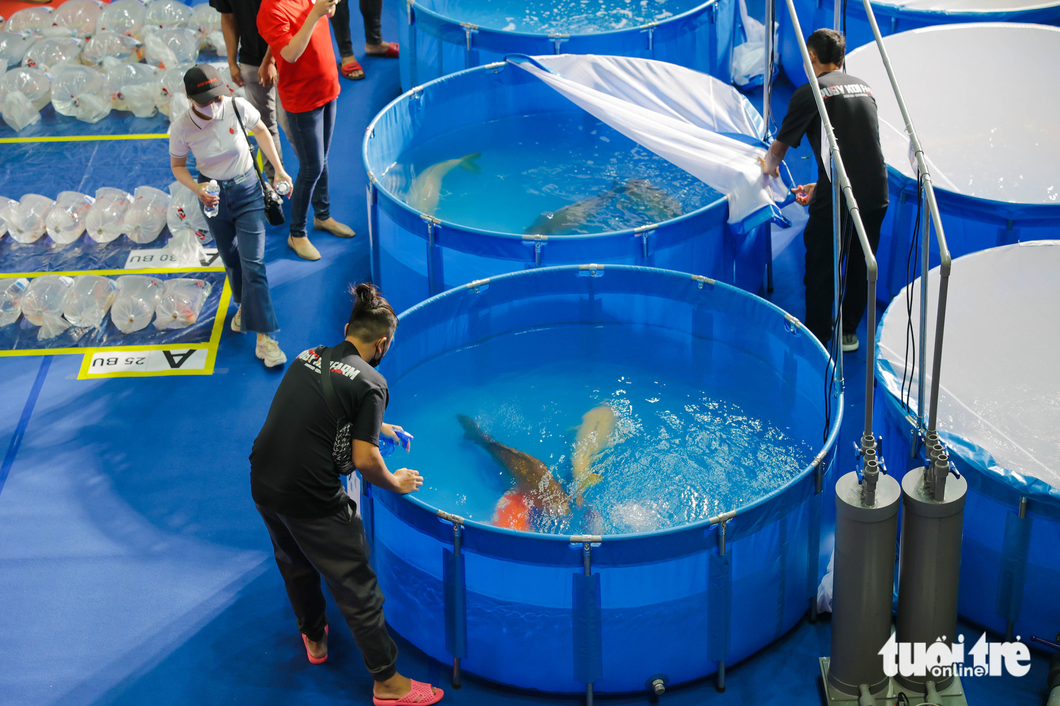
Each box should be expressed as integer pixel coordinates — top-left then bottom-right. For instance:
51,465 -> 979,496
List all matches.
828,468 -> 902,696
895,462 -> 968,692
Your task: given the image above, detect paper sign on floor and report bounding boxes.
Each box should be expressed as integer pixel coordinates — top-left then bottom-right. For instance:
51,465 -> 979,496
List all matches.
124,248 -> 220,270
79,348 -> 212,378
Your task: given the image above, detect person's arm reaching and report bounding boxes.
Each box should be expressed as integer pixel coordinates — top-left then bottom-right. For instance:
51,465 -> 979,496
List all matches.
279,0 -> 337,64
249,117 -> 292,189
219,13 -> 245,88
352,440 -> 422,494
760,140 -> 788,178
171,156 -> 219,208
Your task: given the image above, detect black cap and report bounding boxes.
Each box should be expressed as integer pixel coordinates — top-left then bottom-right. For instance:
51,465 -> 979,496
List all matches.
183,65 -> 226,105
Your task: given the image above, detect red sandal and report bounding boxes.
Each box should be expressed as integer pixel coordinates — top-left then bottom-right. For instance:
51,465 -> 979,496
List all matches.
366,42 -> 400,59
302,625 -> 328,664
372,679 -> 444,705
340,59 -> 365,81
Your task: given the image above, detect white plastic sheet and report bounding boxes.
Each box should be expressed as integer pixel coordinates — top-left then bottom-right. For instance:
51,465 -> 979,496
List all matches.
45,190 -> 95,243
877,241 -> 1060,488
22,275 -> 74,339
112,274 -> 162,333
143,28 -> 199,69
846,24 -> 1060,204
0,32 -> 36,70
121,185 -> 169,243
511,55 -> 792,230
144,0 -> 192,30
51,65 -> 111,123
731,0 -> 777,89
103,62 -> 159,116
85,187 -> 132,243
82,31 -> 142,68
2,194 -> 54,243
4,7 -> 53,38
64,274 -> 119,328
154,278 -> 210,329
0,277 -> 29,327
98,0 -> 147,39
53,0 -> 103,38
22,37 -> 83,72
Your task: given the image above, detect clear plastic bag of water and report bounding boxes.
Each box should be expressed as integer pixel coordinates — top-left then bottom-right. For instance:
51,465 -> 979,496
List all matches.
1,194 -> 54,243
4,7 -> 54,38
0,195 -> 17,236
166,179 -> 210,245
98,0 -> 146,39
111,274 -> 162,333
53,0 -> 103,38
51,65 -> 111,123
45,190 -> 94,243
0,32 -> 36,70
0,277 -> 30,327
121,185 -> 169,243
103,62 -> 158,115
155,63 -> 190,115
144,0 -> 191,30
0,67 -> 50,130
143,27 -> 198,69
190,4 -> 221,41
0,88 -> 38,130
22,37 -> 84,73
205,30 -> 226,55
82,31 -> 142,68
154,277 -> 210,329
85,186 -> 132,243
22,274 -> 74,339
63,274 -> 119,328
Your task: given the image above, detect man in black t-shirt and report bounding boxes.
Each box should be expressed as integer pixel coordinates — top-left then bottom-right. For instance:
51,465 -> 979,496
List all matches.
211,0 -> 289,178
761,28 -> 889,352
250,283 -> 444,705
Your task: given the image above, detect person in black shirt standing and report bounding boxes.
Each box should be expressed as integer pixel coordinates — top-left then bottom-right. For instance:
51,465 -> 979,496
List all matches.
250,283 -> 444,706
760,28 -> 889,353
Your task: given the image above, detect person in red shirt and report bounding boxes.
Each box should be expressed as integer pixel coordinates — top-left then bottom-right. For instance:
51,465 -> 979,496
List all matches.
258,0 -> 355,261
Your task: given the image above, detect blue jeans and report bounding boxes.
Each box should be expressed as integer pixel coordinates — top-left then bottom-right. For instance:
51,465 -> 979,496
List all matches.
285,99 -> 334,239
199,171 -> 279,334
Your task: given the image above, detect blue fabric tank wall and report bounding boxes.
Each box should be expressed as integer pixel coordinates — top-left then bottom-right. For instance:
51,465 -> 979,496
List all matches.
873,364 -> 1060,648
397,0 -> 735,91
777,0 -> 1060,87
364,64 -> 771,315
357,266 -> 843,693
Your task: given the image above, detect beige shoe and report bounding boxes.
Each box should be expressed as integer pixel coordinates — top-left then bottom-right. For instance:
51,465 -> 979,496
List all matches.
288,235 -> 321,261
313,217 -> 355,238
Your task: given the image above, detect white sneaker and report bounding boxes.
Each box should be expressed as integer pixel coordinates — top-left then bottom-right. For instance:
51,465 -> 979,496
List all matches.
231,306 -> 243,333
841,332 -> 859,353
256,336 -> 287,367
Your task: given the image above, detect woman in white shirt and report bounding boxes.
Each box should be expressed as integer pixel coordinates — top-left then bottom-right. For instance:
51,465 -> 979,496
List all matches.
170,65 -> 292,368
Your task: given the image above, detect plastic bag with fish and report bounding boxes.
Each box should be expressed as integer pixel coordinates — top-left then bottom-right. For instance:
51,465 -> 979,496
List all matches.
51,65 -> 111,123
190,4 -> 221,44
53,0 -> 104,38
154,277 -> 210,329
4,7 -> 53,38
85,187 -> 132,243
155,63 -> 190,115
121,185 -> 169,243
45,190 -> 94,243
144,0 -> 192,30
82,31 -> 142,68
102,62 -> 158,115
1,194 -> 54,243
0,32 -> 36,70
22,38 -> 83,73
143,27 -> 198,69
0,195 -> 17,236
111,275 -> 162,333
63,274 -> 119,328
0,67 -> 50,130
214,63 -> 244,99
166,180 -> 210,246
0,277 -> 30,327
22,274 -> 74,339
98,0 -> 147,39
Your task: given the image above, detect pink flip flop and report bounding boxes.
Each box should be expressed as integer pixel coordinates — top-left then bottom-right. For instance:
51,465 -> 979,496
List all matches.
302,625 -> 328,664
372,679 -> 444,705
366,42 -> 400,59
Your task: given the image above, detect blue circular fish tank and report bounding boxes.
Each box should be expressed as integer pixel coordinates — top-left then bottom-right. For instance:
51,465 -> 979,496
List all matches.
356,265 -> 843,693
398,0 -> 735,90
364,61 -> 773,315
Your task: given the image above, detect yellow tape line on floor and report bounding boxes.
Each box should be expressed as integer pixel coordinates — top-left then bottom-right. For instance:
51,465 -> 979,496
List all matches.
1,267 -> 225,279
0,134 -> 170,144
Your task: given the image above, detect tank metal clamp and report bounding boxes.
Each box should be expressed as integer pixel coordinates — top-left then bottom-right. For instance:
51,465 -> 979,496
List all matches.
569,534 -> 603,546
691,274 -> 715,289
436,509 -> 465,526
578,264 -> 604,277
466,278 -> 490,293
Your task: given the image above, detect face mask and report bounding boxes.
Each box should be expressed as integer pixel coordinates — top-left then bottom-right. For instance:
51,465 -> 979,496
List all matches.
368,338 -> 391,368
195,101 -> 217,119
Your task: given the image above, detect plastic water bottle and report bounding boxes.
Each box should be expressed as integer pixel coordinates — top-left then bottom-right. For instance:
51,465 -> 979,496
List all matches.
378,429 -> 413,457
275,179 -> 292,197
203,180 -> 220,218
